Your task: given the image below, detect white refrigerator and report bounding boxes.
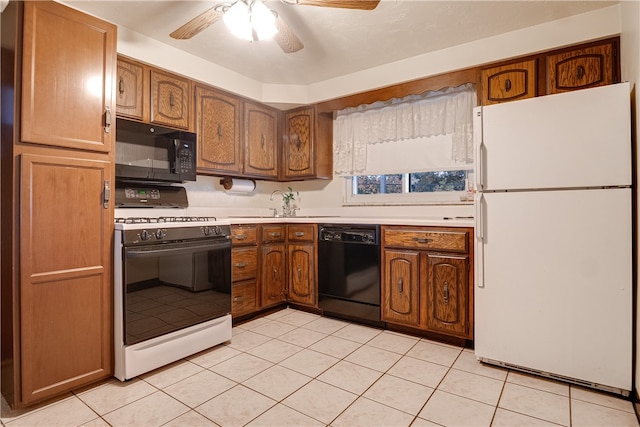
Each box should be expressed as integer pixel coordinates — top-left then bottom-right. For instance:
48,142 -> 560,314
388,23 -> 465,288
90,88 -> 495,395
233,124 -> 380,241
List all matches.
474,82 -> 632,394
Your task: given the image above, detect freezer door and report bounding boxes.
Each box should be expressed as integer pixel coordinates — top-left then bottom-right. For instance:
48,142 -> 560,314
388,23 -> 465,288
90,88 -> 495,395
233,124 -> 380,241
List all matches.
475,188 -> 632,391
478,82 -> 631,191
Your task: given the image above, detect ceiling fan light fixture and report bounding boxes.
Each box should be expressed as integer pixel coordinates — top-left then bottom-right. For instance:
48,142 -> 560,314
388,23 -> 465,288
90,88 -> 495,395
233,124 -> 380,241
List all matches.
223,1 -> 252,41
251,0 -> 278,40
223,0 -> 278,42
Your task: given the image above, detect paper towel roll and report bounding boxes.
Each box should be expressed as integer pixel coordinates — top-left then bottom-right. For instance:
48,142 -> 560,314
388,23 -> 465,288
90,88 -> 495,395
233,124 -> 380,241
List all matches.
220,177 -> 256,193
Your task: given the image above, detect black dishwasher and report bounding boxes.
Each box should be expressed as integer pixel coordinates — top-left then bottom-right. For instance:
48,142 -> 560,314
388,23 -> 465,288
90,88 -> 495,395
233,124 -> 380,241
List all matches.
318,224 -> 381,326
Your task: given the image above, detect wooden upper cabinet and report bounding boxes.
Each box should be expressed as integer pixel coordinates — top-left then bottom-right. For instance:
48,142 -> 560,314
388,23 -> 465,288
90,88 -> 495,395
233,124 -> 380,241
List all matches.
150,69 -> 191,129
244,102 -> 278,179
481,59 -> 537,105
547,41 -> 616,94
283,107 -> 315,179
195,85 -> 242,174
116,58 -> 145,121
21,1 -> 116,152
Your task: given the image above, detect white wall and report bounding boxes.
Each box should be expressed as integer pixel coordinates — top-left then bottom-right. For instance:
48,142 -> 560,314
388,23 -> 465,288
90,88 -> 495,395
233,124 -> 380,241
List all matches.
620,0 -> 640,401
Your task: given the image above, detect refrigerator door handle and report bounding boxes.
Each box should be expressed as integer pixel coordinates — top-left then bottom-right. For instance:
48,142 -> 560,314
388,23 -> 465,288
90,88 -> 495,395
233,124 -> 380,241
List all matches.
473,108 -> 484,191
475,192 -> 485,288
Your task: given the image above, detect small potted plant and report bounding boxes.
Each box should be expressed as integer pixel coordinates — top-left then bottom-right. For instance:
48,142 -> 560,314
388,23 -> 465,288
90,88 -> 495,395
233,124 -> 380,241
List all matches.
282,187 -> 297,216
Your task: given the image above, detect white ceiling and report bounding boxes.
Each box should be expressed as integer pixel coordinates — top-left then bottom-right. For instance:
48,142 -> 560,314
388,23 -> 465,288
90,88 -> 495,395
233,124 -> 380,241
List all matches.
65,0 -> 618,86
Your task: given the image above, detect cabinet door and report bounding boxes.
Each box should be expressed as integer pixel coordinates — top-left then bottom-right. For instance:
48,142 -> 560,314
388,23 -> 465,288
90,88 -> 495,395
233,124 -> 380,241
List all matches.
196,86 -> 242,174
116,58 -> 145,120
150,69 -> 191,129
382,250 -> 420,327
481,59 -> 537,105
547,42 -> 616,94
426,254 -> 469,337
19,153 -> 113,404
245,102 -> 278,179
283,107 -> 315,179
288,244 -> 315,306
261,244 -> 286,307
21,1 -> 116,152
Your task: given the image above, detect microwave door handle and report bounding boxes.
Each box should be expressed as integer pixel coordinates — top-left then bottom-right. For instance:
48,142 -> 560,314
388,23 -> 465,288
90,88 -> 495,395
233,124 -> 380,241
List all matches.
171,139 -> 180,174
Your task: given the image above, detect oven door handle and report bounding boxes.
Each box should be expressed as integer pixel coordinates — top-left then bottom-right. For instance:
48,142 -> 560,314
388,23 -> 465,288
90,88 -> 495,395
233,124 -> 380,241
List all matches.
125,240 -> 231,258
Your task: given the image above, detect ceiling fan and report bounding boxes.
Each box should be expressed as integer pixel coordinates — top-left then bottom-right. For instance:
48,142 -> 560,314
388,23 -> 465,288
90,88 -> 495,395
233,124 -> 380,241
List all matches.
169,0 -> 380,54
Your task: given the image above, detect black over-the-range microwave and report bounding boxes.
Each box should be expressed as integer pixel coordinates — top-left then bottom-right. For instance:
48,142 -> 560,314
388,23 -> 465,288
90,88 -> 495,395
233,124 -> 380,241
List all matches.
115,118 -> 197,183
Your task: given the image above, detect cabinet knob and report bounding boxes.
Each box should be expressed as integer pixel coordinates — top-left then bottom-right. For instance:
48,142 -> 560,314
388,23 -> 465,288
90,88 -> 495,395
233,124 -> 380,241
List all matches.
234,234 -> 247,240
297,267 -> 302,280
169,91 -> 175,108
234,262 -> 247,268
504,78 -> 512,92
268,232 -> 281,238
218,124 -> 223,138
412,237 -> 433,244
294,231 -> 305,237
118,77 -> 125,95
261,134 -> 265,149
577,65 -> 585,80
398,277 -> 403,294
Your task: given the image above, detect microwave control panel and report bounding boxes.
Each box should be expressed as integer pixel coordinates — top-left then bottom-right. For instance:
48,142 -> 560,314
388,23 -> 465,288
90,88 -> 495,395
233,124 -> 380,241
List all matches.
124,188 -> 161,200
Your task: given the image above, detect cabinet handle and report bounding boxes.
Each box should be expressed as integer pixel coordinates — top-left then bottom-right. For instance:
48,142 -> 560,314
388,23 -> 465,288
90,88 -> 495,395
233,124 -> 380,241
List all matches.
273,267 -> 278,281
103,180 -> 111,209
412,237 -> 433,244
261,134 -> 265,149
443,281 -> 449,304
504,78 -> 512,92
292,134 -> 302,150
118,77 -> 125,95
234,234 -> 247,240
398,277 -> 403,294
233,296 -> 244,302
294,231 -> 305,237
169,92 -> 175,108
218,124 -> 223,138
268,232 -> 281,238
297,267 -> 302,280
234,262 -> 247,268
577,65 -> 585,80
104,106 -> 111,134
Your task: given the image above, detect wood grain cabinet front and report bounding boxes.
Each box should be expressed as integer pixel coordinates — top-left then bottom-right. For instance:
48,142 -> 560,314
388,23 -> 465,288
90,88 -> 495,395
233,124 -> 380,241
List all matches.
481,59 -> 537,105
230,225 -> 259,316
286,224 -> 317,307
150,68 -> 191,130
244,102 -> 279,179
381,226 -> 473,340
282,106 -> 332,180
116,57 -> 145,121
547,41 -> 617,94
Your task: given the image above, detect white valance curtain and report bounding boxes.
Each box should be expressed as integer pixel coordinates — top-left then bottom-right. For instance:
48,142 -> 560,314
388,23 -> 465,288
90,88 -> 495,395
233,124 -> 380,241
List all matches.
333,83 -> 477,176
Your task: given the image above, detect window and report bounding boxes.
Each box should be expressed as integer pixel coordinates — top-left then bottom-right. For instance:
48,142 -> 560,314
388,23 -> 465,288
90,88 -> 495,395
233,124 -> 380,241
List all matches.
346,169 -> 473,205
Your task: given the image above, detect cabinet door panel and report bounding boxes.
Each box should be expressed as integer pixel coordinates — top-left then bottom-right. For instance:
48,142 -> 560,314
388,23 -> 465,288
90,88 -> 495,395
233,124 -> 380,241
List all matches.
21,2 -> 116,152
481,60 -> 537,105
245,102 -> 278,178
288,244 -> 315,306
284,108 -> 314,178
261,245 -> 286,307
382,250 -> 420,327
150,70 -> 190,129
196,86 -> 242,174
547,43 -> 615,94
20,153 -> 113,404
426,254 -> 468,337
116,58 -> 144,120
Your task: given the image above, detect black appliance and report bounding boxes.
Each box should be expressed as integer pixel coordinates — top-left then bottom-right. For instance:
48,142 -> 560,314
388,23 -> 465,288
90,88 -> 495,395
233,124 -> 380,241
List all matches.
318,224 -> 381,326
115,118 -> 197,183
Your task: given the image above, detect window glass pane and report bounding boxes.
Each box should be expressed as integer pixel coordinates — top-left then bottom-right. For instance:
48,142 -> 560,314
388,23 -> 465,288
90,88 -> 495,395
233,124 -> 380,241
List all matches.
409,171 -> 467,192
356,175 -> 381,194
383,174 -> 403,194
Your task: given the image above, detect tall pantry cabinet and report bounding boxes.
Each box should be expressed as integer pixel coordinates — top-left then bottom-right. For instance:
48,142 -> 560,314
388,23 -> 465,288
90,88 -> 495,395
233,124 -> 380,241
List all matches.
1,1 -> 116,408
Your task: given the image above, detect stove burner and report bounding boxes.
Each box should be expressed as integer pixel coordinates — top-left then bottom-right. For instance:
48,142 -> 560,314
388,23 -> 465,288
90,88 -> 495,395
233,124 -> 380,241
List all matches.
115,216 -> 218,224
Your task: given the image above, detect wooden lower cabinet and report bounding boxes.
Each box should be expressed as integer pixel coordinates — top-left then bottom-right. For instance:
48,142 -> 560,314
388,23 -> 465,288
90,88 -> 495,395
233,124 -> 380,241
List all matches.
19,153 -> 113,405
261,244 -> 287,307
426,253 -> 470,336
230,225 -> 259,317
381,226 -> 473,339
382,250 -> 420,327
287,243 -> 315,306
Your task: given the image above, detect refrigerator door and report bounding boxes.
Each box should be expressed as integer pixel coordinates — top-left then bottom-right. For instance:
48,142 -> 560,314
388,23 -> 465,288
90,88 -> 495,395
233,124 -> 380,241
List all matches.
478,82 -> 631,191
475,188 -> 632,391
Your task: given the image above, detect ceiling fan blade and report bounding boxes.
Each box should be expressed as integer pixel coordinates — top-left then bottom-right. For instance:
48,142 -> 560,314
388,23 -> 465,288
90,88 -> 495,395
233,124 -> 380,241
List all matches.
273,16 -> 304,54
294,0 -> 380,10
170,6 -> 223,39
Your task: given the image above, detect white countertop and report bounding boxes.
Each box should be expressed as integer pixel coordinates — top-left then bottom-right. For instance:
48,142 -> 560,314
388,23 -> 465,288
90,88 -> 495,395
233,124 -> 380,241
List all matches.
223,216 -> 474,228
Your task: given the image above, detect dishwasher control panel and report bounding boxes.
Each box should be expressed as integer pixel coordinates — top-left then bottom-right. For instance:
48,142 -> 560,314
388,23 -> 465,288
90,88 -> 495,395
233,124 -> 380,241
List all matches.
319,225 -> 379,244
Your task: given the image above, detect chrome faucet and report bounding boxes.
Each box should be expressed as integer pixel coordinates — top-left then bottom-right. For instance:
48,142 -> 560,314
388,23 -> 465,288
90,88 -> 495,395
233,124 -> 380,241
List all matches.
270,190 -> 282,201
270,190 -> 283,217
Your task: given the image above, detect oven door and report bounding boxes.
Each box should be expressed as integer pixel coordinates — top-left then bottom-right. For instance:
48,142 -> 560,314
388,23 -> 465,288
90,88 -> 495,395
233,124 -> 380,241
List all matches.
123,239 -> 231,346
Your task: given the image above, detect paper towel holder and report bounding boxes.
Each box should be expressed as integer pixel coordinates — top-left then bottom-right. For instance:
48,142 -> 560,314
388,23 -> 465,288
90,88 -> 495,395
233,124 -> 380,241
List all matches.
220,176 -> 256,191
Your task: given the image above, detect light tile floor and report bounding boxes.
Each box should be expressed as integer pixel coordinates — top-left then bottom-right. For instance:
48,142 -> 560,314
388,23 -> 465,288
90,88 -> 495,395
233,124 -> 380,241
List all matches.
2,308 -> 638,427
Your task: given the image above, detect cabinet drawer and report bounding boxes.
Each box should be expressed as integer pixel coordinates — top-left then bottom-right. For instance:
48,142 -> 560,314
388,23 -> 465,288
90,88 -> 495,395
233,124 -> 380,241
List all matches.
261,225 -> 285,243
232,280 -> 257,316
383,228 -> 468,252
232,247 -> 258,281
230,225 -> 257,246
287,225 -> 315,242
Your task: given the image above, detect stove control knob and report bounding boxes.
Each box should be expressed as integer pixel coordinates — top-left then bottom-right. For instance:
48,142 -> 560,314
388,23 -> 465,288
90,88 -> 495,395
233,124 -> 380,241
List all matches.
139,230 -> 151,241
213,225 -> 221,235
155,229 -> 166,240
202,226 -> 211,236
